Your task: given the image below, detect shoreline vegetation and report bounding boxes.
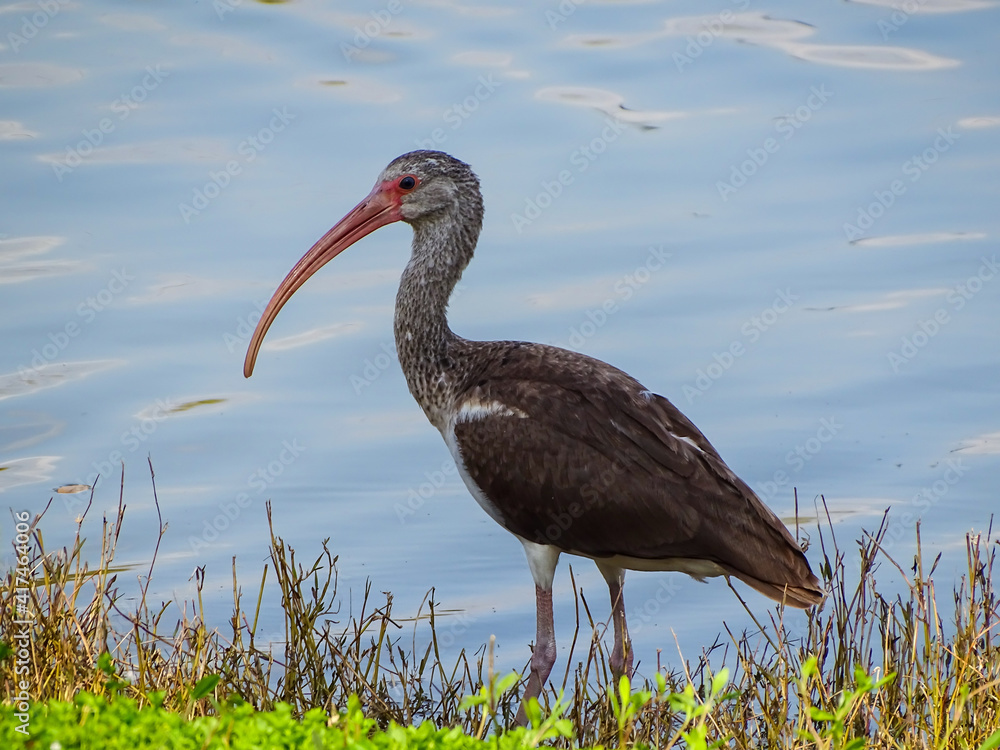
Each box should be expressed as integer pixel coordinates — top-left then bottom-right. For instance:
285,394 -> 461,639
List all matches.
1,469 -> 998,748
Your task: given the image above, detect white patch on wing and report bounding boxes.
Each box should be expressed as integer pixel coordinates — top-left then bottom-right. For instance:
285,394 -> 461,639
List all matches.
455,398 -> 529,422
611,390 -> 709,457
675,434 -> 703,452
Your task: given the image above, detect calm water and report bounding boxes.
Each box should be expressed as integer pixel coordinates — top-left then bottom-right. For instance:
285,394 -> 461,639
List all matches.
2,0 -> 998,673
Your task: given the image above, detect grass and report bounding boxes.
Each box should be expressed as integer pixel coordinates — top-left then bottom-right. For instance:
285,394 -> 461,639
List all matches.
1,466 -> 999,748
1,692 -> 578,750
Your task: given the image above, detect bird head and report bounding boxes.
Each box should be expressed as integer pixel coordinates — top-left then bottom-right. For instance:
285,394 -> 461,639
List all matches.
243,150 -> 481,378
380,150 -> 481,225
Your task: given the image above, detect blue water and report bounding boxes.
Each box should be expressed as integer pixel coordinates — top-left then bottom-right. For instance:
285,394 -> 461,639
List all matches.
2,0 -> 998,676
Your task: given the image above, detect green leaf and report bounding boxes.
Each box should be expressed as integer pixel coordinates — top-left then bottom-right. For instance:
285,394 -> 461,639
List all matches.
495,672 -> 519,695
191,674 -> 220,699
979,729 -> 1000,750
97,651 -> 115,675
655,672 -> 668,695
458,683 -> 490,712
800,655 -> 818,678
523,697 -> 542,728
683,724 -> 709,750
711,667 -> 730,695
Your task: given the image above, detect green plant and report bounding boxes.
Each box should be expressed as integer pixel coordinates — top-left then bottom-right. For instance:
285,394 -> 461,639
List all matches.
663,668 -> 733,750
3,470 -> 998,747
607,674 -> 653,747
797,657 -> 895,750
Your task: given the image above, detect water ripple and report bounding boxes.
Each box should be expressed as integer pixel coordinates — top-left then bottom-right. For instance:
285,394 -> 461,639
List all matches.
536,86 -> 690,128
564,12 -> 960,71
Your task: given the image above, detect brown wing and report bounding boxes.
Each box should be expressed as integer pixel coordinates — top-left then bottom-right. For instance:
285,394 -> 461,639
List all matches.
450,341 -> 824,608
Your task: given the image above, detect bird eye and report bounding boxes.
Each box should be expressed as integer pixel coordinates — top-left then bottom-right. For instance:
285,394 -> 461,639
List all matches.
399,175 -> 417,191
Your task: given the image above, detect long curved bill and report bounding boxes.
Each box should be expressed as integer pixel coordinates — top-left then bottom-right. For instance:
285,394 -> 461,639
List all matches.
244,184 -> 399,378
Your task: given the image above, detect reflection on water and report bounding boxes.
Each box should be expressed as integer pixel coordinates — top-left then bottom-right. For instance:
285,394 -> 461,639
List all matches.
39,137 -> 232,167
807,288 -> 949,314
136,398 -> 230,419
54,483 -> 92,494
955,431 -> 1000,455
0,411 -> 63,453
851,232 -> 987,247
310,74 -> 403,103
0,236 -> 84,284
959,116 -> 1000,129
0,456 -> 60,493
0,361 -> 122,402
0,120 -> 37,140
99,13 -> 168,32
0,62 -> 84,87
263,322 -> 363,352
536,86 -> 691,129
773,41 -> 958,71
848,0 -> 996,12
565,11 -> 960,70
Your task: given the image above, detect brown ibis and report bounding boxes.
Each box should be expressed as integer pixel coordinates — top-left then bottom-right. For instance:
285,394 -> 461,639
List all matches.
244,150 -> 824,723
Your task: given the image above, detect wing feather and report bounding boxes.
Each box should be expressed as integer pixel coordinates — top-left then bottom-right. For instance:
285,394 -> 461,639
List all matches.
448,341 -> 823,607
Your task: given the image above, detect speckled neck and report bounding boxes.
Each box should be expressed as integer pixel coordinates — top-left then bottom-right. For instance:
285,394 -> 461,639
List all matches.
393,205 -> 481,431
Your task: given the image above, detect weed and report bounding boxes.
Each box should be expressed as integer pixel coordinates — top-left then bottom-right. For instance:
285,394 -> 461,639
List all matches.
1,466 -> 998,747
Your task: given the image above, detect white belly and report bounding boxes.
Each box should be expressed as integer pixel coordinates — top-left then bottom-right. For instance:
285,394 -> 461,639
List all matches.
442,421 -> 508,527
575,553 -> 726,580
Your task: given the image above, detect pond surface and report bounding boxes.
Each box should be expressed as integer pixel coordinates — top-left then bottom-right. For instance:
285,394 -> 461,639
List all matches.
2,0 -> 998,674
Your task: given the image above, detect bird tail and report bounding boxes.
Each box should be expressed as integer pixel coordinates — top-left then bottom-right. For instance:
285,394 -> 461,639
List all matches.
726,567 -> 825,609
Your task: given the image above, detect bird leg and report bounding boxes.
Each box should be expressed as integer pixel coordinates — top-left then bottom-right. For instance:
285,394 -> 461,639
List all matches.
515,584 -> 557,726
597,563 -> 632,682
516,541 -> 560,726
